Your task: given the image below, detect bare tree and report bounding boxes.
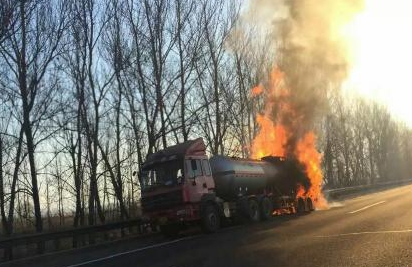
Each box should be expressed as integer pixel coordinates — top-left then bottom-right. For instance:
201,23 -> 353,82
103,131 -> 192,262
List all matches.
194,0 -> 240,155
0,0 -> 18,44
0,0 -> 68,238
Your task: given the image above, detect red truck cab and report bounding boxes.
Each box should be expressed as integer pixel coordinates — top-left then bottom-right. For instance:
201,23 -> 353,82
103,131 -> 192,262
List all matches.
140,138 -> 217,236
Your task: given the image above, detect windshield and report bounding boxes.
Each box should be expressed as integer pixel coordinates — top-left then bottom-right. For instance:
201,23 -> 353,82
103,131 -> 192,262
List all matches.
140,160 -> 184,190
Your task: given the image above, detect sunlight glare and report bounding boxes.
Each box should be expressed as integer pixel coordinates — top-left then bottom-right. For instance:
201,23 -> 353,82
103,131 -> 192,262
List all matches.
343,0 -> 412,126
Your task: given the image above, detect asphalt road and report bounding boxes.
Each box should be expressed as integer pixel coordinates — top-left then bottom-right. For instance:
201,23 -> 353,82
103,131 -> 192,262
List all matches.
4,184 -> 412,267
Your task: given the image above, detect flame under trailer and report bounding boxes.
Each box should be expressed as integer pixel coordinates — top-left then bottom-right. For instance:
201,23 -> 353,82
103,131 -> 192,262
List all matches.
139,138 -> 314,237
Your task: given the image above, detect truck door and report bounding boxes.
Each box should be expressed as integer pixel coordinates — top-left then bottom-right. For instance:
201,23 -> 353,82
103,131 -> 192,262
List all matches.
201,159 -> 215,189
185,158 -> 210,202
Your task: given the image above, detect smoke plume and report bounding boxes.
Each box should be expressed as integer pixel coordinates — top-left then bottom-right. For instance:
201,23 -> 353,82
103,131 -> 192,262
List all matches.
236,0 -> 365,207
244,0 -> 364,155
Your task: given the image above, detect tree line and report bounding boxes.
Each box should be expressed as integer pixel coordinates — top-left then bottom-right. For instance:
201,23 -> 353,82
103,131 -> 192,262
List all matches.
0,0 -> 411,238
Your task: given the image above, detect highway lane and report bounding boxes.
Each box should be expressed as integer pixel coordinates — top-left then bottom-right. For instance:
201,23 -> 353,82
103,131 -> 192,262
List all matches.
4,184 -> 412,267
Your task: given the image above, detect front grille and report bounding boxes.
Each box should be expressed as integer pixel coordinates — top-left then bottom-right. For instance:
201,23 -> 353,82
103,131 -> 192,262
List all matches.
141,190 -> 184,212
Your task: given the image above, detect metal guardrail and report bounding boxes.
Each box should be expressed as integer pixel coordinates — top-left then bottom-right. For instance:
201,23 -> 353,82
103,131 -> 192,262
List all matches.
0,219 -> 145,261
323,179 -> 412,199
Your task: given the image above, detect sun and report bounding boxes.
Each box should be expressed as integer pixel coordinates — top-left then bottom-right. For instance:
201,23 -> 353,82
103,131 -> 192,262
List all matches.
343,0 -> 412,126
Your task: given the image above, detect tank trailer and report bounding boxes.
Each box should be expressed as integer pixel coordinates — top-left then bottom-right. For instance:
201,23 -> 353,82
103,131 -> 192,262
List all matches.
139,138 -> 314,236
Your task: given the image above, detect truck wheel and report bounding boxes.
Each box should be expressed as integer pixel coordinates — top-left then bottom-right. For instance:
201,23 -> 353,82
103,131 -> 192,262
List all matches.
248,199 -> 261,222
160,224 -> 179,238
260,197 -> 273,220
297,198 -> 305,214
307,198 -> 314,211
201,204 -> 220,233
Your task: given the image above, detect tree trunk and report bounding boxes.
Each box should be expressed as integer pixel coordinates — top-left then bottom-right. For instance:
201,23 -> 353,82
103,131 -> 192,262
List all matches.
18,0 -> 43,253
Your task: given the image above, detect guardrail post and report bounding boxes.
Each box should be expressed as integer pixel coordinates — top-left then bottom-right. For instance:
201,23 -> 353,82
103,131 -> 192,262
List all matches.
121,226 -> 125,238
37,241 -> 45,255
54,237 -> 60,251
72,234 -> 78,248
4,247 -> 13,261
88,233 -> 96,245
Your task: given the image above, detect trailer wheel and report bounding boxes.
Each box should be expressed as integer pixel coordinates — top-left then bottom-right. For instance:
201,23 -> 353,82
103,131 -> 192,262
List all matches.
160,224 -> 180,238
248,199 -> 261,222
297,198 -> 305,214
260,197 -> 273,220
201,204 -> 220,233
306,198 -> 314,211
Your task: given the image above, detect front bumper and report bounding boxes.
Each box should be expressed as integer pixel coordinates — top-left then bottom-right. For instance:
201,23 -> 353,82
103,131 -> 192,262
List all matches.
146,203 -> 200,225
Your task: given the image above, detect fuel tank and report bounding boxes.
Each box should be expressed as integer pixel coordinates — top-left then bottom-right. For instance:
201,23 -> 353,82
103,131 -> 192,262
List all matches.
209,155 -> 308,200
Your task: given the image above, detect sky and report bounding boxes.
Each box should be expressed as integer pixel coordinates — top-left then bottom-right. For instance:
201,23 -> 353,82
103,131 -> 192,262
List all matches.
343,0 -> 412,126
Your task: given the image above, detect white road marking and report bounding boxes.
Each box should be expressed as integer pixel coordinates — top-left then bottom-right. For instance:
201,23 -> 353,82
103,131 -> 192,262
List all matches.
348,200 -> 386,214
315,229 -> 412,238
64,235 -> 198,267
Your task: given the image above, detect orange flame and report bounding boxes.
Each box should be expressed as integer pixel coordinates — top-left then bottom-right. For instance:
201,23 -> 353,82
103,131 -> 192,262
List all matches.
296,184 -> 306,198
250,68 -> 328,209
296,133 -> 328,209
250,115 -> 287,159
251,85 -> 264,96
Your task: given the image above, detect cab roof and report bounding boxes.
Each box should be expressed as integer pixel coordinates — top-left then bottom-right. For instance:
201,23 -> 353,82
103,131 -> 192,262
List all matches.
142,138 -> 206,169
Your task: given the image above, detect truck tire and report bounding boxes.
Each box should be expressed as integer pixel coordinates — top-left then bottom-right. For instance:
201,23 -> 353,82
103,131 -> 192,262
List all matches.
297,198 -> 305,214
160,224 -> 179,238
201,204 -> 220,233
260,197 -> 273,220
307,198 -> 314,211
248,198 -> 261,222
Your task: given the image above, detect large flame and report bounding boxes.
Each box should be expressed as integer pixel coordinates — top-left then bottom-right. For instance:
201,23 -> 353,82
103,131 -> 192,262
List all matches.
295,132 -> 328,209
250,68 -> 327,209
250,69 -> 288,159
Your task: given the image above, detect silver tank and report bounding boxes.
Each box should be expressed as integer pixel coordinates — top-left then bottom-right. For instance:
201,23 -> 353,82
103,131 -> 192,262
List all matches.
209,155 -> 281,200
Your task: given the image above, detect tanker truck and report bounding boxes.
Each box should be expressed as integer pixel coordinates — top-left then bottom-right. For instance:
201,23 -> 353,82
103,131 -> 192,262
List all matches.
139,138 -> 314,237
